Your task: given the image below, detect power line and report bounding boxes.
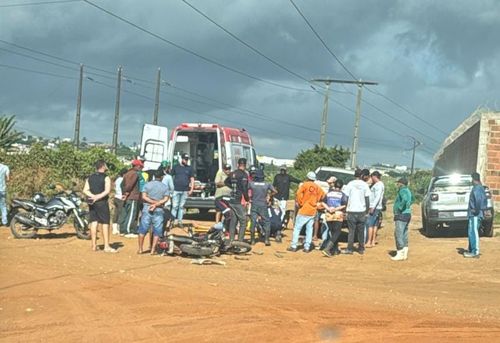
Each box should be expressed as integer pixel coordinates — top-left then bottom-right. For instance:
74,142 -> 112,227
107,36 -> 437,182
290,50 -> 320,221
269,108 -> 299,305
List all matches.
82,0 -> 316,93
180,0 -> 314,86
1,40 -> 414,149
364,87 -> 448,136
0,0 -> 80,8
288,0 -> 448,141
0,63 -> 76,80
288,0 -> 358,81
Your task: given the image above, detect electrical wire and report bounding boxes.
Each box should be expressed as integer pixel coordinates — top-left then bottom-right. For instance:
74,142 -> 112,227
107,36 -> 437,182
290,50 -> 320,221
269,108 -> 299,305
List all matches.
0,0 -> 80,8
82,0 -> 316,93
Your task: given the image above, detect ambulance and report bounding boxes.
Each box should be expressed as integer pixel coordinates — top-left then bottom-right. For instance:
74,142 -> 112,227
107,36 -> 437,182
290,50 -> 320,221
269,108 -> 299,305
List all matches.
140,123 -> 258,212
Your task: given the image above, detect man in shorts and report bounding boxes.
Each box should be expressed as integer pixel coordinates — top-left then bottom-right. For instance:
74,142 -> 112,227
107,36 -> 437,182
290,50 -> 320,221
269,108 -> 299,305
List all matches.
366,171 -> 384,248
83,160 -> 116,253
137,170 -> 171,255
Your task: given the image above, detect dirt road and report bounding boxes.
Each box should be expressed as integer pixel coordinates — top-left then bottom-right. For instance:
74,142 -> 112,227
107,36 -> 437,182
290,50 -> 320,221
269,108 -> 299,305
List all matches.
1,210 -> 500,342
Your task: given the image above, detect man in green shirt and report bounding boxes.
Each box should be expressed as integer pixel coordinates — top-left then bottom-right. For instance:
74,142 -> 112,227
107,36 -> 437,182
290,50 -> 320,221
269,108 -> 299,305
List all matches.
392,178 -> 413,261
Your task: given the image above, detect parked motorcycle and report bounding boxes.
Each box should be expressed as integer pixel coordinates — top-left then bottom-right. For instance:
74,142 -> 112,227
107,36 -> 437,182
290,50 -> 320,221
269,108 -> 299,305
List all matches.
159,223 -> 252,257
9,190 -> 90,240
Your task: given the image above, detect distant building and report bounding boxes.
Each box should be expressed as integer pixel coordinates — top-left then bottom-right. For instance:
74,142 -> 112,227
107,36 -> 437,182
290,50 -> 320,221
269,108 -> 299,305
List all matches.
257,155 -> 295,167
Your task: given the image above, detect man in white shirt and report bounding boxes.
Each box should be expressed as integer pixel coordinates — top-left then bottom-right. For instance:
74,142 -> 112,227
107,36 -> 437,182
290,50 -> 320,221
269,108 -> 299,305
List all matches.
342,169 -> 370,255
0,161 -> 10,226
366,171 -> 385,248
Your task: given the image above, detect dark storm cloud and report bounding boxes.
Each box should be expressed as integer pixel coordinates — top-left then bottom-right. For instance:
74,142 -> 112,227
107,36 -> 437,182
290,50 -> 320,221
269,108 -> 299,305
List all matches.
1,0 -> 499,168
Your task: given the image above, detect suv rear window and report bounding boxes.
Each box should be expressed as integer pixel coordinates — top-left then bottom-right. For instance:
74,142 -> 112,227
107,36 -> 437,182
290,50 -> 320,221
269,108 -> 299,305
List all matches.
316,170 -> 355,184
431,177 -> 472,192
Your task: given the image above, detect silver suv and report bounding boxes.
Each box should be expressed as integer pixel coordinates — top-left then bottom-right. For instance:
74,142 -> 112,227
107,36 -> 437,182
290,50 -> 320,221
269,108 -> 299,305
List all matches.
421,174 -> 494,237
314,166 -> 355,194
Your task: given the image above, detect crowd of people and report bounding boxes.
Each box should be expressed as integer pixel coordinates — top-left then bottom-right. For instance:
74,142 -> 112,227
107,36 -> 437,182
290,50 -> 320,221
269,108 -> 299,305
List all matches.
71,156 -> 489,260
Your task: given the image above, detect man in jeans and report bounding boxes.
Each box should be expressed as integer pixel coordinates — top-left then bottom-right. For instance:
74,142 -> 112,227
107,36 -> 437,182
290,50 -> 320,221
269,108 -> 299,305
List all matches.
342,169 -> 370,255
273,165 -> 300,219
249,169 -> 277,246
463,172 -> 488,259
0,160 -> 10,226
287,171 -> 325,253
225,158 -> 250,242
137,170 -> 171,255
119,160 -> 143,237
171,153 -> 194,228
392,178 -> 413,261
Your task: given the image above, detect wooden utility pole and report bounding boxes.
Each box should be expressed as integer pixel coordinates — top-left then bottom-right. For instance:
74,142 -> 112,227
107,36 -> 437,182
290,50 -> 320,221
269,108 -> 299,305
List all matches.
311,78 -> 377,156
153,68 -> 161,125
112,65 -> 122,154
74,64 -> 83,149
408,136 -> 422,176
350,84 -> 363,169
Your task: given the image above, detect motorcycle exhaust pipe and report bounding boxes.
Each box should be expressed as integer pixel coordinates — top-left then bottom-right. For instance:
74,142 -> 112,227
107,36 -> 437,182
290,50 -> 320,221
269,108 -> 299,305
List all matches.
14,213 -> 37,227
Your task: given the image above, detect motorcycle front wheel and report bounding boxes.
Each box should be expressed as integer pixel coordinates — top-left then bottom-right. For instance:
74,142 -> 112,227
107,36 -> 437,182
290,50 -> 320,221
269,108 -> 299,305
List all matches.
74,212 -> 90,240
10,211 -> 37,239
227,241 -> 252,255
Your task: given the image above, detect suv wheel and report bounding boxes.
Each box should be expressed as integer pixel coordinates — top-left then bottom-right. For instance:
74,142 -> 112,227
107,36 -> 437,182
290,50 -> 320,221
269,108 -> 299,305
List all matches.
424,220 -> 437,237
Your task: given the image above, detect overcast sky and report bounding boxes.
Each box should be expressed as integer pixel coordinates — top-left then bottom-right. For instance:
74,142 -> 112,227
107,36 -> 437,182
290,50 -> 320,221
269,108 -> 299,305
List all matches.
1,0 -> 499,168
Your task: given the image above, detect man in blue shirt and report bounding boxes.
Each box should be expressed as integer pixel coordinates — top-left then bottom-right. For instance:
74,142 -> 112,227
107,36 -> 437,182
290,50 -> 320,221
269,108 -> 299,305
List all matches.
249,170 -> 277,246
464,172 -> 488,258
138,170 -> 171,255
0,161 -> 10,226
171,153 -> 194,228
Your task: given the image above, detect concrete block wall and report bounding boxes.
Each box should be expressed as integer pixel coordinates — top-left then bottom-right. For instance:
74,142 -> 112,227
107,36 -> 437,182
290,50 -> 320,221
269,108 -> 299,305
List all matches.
484,118 -> 500,205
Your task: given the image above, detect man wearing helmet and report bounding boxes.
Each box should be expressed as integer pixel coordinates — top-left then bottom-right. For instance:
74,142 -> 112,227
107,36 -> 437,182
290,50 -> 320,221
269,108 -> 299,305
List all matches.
224,158 -> 250,242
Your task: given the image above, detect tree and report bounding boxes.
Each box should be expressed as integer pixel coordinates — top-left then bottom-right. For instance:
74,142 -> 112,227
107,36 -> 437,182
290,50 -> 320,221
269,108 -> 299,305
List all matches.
0,115 -> 23,151
294,145 -> 350,172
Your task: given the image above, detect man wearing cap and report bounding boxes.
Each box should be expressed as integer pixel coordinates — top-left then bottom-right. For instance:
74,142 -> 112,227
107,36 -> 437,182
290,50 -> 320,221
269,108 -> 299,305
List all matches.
463,172 -> 488,258
366,171 -> 385,248
392,178 -> 413,261
119,159 -> 144,237
171,153 -> 194,227
287,171 -> 325,253
214,164 -> 232,223
224,158 -> 250,242
342,169 -> 371,255
273,165 -> 301,219
249,169 -> 277,246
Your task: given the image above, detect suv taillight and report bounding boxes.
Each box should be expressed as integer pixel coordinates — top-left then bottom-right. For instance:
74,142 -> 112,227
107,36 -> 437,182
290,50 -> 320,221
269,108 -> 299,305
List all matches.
430,194 -> 439,201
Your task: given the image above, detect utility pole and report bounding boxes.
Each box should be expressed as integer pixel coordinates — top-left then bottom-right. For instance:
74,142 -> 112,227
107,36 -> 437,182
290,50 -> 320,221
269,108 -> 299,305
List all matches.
112,65 -> 122,154
408,136 -> 422,177
74,64 -> 83,149
311,78 -> 377,157
153,68 -> 161,125
350,84 -> 363,169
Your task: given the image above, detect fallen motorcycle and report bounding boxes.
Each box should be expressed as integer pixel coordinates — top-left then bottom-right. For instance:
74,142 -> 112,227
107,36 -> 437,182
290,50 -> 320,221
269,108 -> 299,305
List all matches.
158,223 -> 251,257
9,190 -> 90,240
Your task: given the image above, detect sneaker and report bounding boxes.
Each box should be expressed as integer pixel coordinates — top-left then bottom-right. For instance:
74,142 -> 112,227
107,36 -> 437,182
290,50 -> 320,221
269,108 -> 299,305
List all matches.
275,235 -> 282,243
287,246 -> 297,252
125,233 -> 138,238
303,247 -> 312,253
265,239 -> 271,246
333,248 -> 341,255
357,249 -> 365,255
463,252 -> 480,259
322,250 -> 333,258
341,249 -> 354,255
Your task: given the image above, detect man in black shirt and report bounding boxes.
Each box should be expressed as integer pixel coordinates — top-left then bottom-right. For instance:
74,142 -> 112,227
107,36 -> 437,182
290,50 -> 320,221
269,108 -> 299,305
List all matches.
83,160 -> 116,253
273,165 -> 300,218
171,153 -> 194,227
225,158 -> 250,242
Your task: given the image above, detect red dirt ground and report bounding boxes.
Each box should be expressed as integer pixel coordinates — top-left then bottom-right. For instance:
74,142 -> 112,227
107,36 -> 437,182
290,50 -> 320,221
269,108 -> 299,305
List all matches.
1,208 -> 500,342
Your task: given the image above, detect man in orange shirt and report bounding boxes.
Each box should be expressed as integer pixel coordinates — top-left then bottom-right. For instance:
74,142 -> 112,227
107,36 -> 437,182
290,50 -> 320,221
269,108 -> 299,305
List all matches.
287,171 -> 325,253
